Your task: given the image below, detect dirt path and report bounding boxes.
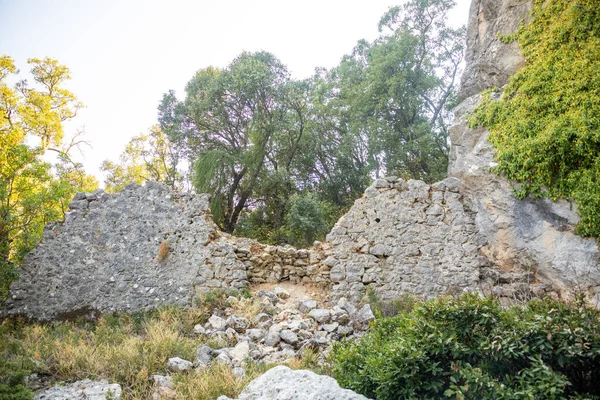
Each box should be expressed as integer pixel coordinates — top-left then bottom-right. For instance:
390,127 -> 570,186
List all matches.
250,281 -> 329,306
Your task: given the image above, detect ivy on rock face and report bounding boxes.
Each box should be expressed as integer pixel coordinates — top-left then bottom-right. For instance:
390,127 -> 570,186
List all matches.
469,0 -> 600,237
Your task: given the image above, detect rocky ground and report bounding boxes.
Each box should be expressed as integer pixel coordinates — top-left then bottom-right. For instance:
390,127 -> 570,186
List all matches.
33,286 -> 375,399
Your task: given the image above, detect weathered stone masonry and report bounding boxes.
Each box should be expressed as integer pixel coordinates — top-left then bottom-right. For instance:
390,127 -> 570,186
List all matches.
2,182 -> 331,320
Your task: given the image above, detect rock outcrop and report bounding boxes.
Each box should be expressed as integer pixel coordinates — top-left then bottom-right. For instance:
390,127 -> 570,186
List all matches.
449,0 -> 600,300
217,366 -> 368,400
459,0 -> 532,101
35,379 -> 121,400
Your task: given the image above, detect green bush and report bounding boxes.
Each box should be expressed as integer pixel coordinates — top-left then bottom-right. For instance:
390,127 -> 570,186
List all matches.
469,0 -> 600,237
331,294 -> 600,399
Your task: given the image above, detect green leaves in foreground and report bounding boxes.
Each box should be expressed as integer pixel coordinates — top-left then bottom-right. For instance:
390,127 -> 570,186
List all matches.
331,294 -> 600,399
469,0 -> 600,237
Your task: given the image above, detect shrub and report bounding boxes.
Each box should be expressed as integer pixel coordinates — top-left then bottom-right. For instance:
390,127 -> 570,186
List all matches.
469,0 -> 600,237
331,294 -> 600,399
283,194 -> 330,248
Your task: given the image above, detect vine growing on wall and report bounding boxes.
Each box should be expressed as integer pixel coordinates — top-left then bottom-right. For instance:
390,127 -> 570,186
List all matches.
469,0 -> 600,237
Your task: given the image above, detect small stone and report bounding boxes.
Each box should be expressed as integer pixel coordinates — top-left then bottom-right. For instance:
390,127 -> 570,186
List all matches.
330,265 -> 345,282
225,327 -> 238,341
337,298 -> 357,315
195,345 -> 213,368
308,309 -> 331,324
264,331 -> 281,347
441,177 -> 461,192
370,244 -> 392,256
273,286 -> 290,299
247,328 -> 267,342
314,331 -> 328,345
355,304 -> 375,324
279,329 -> 299,345
229,341 -> 250,362
226,315 -> 249,332
152,375 -> 173,389
166,357 -> 193,372
214,352 -> 232,365
193,324 -> 206,335
426,204 -> 444,216
297,299 -> 317,313
337,325 -> 354,336
253,313 -> 271,325
321,322 -> 339,333
297,329 -> 313,340
208,315 -> 227,331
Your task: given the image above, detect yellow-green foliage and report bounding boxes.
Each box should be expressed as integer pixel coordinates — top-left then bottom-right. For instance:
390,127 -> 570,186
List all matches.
469,0 -> 600,237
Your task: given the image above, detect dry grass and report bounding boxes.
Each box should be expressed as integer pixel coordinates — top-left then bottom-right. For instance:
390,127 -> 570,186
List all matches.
3,307 -> 202,399
0,290 -> 326,400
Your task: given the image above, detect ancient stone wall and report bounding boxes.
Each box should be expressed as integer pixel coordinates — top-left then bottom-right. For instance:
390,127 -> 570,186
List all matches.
1,182 -> 332,320
321,177 -> 486,303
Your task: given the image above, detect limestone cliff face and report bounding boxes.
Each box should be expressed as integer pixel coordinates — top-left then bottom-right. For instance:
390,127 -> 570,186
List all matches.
459,0 -> 532,101
449,0 -> 600,301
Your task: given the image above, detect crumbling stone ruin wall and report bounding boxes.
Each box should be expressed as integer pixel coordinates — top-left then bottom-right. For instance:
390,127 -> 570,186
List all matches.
4,0 -> 600,321
227,239 -> 328,285
321,177 -> 486,303
1,182 -> 332,320
4,182 -> 225,319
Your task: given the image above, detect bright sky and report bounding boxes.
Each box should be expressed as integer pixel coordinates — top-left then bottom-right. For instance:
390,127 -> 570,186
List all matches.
0,0 -> 471,183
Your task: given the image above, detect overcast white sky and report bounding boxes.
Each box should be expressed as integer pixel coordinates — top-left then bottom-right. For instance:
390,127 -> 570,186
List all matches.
0,0 -> 471,182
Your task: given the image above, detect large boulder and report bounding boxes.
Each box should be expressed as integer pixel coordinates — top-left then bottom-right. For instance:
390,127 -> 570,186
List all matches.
218,366 -> 369,400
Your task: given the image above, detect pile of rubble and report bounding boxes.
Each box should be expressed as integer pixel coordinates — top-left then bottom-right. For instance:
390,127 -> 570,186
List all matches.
156,287 -> 374,398
33,287 -> 375,400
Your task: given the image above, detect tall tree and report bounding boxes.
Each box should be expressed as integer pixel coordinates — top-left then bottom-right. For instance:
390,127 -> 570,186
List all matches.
159,51 -> 307,233
309,0 -> 465,183
0,56 -> 97,298
157,0 -> 465,239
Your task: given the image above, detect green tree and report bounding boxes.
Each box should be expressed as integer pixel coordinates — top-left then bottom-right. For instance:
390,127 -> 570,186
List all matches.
0,56 -> 97,299
159,52 -> 308,233
101,125 -> 183,193
157,1 -> 465,238
304,0 -> 465,182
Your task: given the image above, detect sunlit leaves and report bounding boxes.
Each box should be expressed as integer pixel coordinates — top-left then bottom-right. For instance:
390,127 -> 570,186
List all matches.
470,0 -> 600,236
0,56 -> 96,300
101,126 -> 182,193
